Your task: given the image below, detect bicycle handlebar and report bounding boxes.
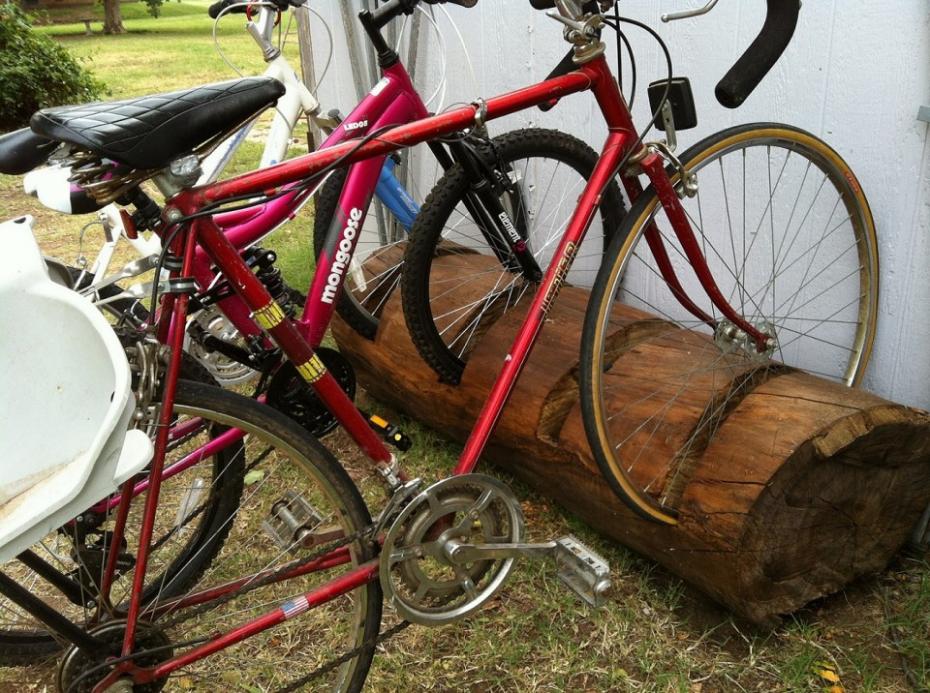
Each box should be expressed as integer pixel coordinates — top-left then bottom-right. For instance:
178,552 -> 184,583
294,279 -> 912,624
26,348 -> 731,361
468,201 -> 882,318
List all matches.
528,1 -> 800,109
208,0 -> 246,19
207,0 -> 306,20
715,0 -> 800,108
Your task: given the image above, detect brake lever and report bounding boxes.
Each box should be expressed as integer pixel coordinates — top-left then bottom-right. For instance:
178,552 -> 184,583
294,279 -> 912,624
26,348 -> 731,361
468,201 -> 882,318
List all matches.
661,0 -> 719,23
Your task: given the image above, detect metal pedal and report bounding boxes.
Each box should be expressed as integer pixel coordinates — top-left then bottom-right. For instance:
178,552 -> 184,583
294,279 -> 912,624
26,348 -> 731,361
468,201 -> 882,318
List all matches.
553,536 -> 611,608
262,491 -> 325,552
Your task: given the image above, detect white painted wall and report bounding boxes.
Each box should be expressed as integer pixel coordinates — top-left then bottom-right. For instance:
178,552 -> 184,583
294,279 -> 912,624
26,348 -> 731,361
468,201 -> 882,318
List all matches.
304,1 -> 930,409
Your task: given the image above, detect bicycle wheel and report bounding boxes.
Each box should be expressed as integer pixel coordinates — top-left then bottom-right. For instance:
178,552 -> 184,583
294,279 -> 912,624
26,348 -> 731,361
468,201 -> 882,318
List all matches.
131,382 -> 379,692
0,382 -> 243,665
402,128 -> 625,384
580,124 -> 879,524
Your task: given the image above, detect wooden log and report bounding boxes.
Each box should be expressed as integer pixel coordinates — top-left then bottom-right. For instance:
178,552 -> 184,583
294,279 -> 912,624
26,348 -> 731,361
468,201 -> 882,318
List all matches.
334,251 -> 930,625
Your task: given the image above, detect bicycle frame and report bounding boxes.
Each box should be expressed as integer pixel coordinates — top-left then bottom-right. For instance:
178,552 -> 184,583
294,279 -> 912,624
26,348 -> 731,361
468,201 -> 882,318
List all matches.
191,58 -> 433,348
14,48 -> 775,689
105,55 -> 644,680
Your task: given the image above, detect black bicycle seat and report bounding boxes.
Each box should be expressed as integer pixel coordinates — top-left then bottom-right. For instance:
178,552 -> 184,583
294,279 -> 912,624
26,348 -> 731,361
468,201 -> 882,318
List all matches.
30,77 -> 285,171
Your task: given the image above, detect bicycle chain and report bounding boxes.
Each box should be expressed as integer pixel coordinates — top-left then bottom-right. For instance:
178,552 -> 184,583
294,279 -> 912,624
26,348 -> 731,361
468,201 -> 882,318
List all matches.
273,620 -> 411,692
156,521 -> 376,631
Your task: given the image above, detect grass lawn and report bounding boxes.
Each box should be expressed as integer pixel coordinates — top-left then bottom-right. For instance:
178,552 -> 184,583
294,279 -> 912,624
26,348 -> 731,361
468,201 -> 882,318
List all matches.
2,4 -> 930,691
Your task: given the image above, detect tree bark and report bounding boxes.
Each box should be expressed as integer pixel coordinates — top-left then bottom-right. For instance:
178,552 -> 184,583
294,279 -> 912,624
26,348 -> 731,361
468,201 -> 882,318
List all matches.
103,0 -> 125,35
333,249 -> 930,625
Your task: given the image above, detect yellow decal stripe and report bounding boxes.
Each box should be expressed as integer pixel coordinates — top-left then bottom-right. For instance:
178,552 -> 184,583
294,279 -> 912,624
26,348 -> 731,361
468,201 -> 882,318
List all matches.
253,301 -> 286,331
296,355 -> 327,383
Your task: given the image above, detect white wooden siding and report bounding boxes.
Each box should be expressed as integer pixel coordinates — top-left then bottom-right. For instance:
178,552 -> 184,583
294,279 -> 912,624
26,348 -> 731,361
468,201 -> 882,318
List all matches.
305,1 -> 930,408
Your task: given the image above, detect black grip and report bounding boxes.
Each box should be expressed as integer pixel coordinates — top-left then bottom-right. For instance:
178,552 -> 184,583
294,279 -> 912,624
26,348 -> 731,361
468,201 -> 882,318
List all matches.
208,0 -> 246,19
715,0 -> 800,109
529,0 -> 601,11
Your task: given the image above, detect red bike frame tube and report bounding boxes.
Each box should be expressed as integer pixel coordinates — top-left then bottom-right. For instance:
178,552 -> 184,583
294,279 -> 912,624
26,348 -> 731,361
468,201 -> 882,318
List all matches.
179,71 -> 594,209
140,561 -> 379,682
452,58 -> 639,474
190,216 -> 393,463
454,136 -> 627,472
148,547 -> 352,618
121,226 -> 201,657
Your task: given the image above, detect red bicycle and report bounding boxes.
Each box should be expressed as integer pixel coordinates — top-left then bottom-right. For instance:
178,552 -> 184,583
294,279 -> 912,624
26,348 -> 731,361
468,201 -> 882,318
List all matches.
0,0 -> 876,690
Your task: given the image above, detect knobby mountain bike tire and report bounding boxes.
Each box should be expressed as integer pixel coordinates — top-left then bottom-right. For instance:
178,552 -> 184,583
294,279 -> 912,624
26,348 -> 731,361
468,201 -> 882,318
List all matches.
401,128 -> 625,385
579,123 -> 879,525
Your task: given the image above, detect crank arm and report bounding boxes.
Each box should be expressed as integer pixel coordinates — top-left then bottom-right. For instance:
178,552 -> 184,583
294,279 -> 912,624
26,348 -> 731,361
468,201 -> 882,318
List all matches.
445,535 -> 612,608
444,540 -> 558,563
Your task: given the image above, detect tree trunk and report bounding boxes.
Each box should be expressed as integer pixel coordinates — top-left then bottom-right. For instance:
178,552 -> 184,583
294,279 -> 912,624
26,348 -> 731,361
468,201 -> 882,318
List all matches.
103,0 -> 125,35
333,248 -> 930,625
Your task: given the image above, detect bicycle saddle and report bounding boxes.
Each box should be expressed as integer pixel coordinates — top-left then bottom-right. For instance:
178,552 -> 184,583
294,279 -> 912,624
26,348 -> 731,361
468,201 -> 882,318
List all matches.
30,76 -> 285,171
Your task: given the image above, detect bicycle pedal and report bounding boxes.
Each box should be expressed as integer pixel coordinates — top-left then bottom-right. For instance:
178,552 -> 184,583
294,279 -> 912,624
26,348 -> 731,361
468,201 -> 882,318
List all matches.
366,413 -> 412,452
553,536 -> 611,608
262,491 -> 325,552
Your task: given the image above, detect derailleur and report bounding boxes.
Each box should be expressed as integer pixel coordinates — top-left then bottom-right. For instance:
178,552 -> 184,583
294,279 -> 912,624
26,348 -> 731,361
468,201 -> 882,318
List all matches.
379,474 -> 611,626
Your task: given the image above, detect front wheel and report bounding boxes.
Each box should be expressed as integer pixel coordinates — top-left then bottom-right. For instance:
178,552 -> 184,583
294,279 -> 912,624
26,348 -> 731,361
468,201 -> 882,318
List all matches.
580,124 -> 879,524
402,128 -> 625,385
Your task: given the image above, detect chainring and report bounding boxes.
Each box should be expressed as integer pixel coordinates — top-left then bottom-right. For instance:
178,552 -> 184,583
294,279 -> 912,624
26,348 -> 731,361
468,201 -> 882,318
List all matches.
379,474 -> 524,626
57,620 -> 172,693
265,347 -> 356,438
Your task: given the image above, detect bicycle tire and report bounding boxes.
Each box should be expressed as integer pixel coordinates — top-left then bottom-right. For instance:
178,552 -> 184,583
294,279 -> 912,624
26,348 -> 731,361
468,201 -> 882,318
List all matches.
3,382 -> 381,692
150,381 -> 381,692
580,124 -> 879,524
401,128 -> 625,384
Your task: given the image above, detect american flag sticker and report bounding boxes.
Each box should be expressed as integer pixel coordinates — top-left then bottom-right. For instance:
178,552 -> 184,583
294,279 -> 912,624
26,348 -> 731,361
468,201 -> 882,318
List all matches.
281,595 -> 310,620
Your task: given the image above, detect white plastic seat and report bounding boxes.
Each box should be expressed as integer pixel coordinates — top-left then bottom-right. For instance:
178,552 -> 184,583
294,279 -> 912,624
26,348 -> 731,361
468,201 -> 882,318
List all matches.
0,216 -> 152,564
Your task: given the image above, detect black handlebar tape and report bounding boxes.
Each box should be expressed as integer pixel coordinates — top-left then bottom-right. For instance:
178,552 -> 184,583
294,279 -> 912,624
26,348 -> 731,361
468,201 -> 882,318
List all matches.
529,0 -> 601,11
715,0 -> 800,109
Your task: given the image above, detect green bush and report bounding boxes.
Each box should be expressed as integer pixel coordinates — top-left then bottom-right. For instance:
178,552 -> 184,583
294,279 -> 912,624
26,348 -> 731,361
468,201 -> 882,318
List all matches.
0,5 -> 104,132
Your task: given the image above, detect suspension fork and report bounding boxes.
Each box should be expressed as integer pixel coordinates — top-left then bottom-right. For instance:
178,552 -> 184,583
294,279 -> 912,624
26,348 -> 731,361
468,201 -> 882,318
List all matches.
441,138 -> 544,282
638,152 -> 771,351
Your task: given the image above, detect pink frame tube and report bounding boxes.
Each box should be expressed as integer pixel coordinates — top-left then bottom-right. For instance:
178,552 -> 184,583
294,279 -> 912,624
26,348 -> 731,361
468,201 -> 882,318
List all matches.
188,62 -> 431,345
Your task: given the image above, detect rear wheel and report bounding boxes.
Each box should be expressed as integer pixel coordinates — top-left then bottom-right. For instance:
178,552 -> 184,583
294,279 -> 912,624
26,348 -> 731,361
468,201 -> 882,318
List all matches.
3,382 -> 381,692
0,381 -> 242,665
580,124 -> 879,524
